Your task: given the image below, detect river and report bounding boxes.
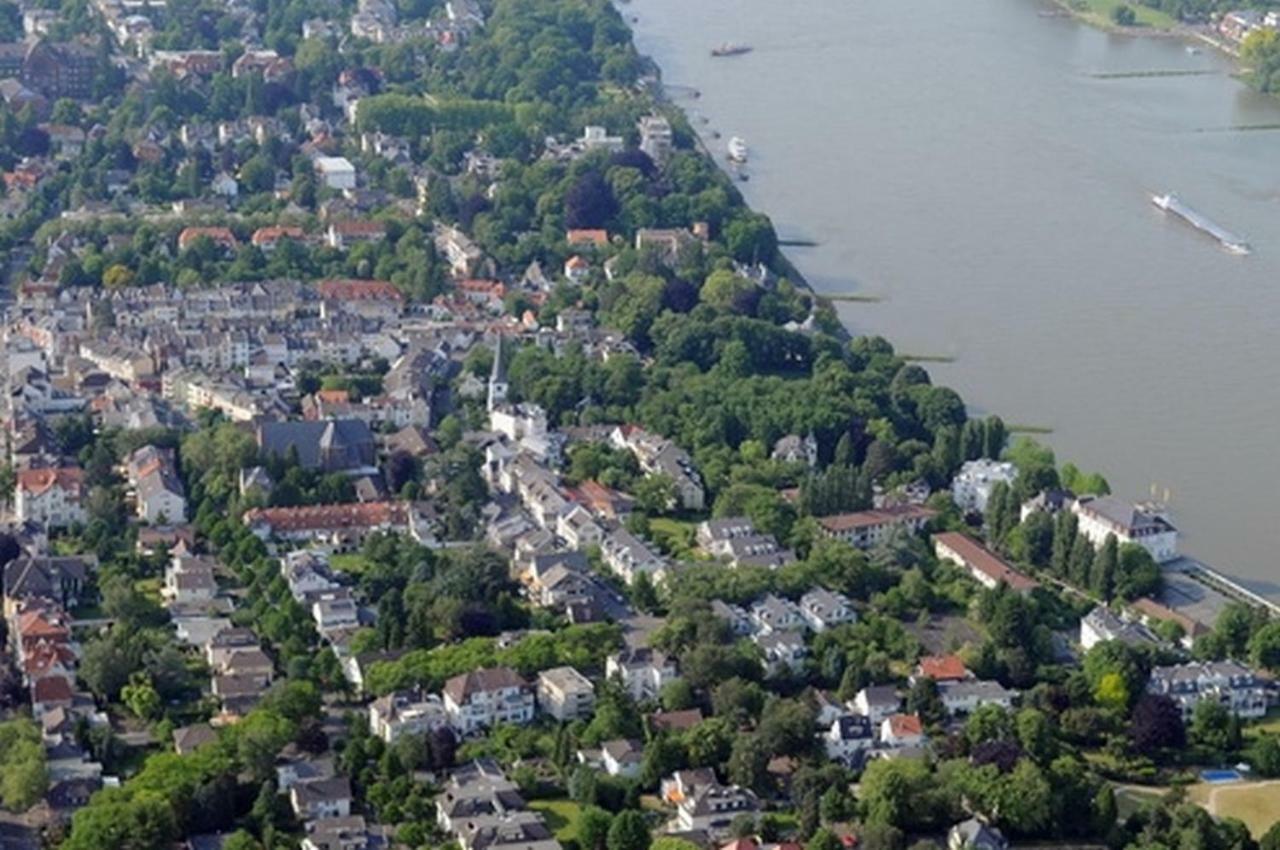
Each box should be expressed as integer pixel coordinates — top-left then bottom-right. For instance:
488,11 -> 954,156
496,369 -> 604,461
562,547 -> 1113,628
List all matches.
627,0 -> 1280,598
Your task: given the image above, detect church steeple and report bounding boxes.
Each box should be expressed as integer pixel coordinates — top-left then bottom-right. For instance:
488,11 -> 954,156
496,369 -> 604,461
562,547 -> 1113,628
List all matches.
487,336 -> 508,412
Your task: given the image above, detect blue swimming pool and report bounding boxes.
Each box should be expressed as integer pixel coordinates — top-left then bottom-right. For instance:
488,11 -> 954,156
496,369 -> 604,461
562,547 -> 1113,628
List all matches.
1200,769 -> 1243,784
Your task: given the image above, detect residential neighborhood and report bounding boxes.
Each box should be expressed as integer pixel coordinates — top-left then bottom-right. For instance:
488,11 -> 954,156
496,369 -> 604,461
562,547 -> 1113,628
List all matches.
0,1 -> 1277,850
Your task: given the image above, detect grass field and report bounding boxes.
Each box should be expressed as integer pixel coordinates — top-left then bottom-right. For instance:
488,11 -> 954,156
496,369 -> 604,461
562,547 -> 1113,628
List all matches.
528,798 -> 584,843
647,517 -> 698,560
1065,0 -> 1177,30
1187,780 -> 1280,837
330,553 -> 375,575
1113,784 -> 1169,820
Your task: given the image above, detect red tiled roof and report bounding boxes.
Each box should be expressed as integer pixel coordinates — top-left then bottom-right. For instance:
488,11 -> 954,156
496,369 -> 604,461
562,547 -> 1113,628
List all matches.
648,708 -> 703,732
16,466 -> 83,496
917,654 -> 968,682
817,504 -> 936,533
33,675 -> 75,704
178,227 -> 238,251
243,501 -> 408,533
886,713 -> 923,736
251,225 -> 305,245
932,532 -> 1039,593
566,229 -> 609,246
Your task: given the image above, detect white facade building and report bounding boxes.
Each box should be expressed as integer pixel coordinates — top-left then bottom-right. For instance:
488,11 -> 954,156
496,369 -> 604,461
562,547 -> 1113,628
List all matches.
1071,495 -> 1178,564
951,459 -> 1018,514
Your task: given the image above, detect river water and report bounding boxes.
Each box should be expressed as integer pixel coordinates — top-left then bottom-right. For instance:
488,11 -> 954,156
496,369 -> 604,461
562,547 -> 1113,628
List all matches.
628,0 -> 1280,598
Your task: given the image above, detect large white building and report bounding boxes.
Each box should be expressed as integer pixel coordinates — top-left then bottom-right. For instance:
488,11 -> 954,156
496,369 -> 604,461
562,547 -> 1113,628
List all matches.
535,666 -> 596,722
369,691 -> 448,743
442,667 -> 535,735
1071,495 -> 1178,563
314,156 -> 356,190
606,648 -> 678,702
951,459 -> 1017,513
1147,661 -> 1273,720
15,467 -> 86,528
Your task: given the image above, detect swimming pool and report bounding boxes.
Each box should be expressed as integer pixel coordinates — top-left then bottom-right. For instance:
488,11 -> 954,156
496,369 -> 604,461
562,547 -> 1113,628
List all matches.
1200,769 -> 1243,784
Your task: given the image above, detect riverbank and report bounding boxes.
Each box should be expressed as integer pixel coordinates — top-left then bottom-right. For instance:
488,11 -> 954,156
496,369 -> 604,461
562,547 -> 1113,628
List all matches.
1048,0 -> 1244,56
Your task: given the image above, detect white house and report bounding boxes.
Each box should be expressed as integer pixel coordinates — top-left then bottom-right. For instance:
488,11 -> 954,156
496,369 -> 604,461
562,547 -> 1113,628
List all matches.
750,594 -> 803,634
853,685 -> 901,724
672,781 -> 760,838
1147,661 -> 1272,720
937,679 -> 1015,716
823,714 -> 876,764
815,505 -> 936,549
799,587 -> 856,632
290,777 -> 352,820
15,467 -> 86,528
314,156 -> 357,190
600,529 -> 667,585
606,648 -> 678,702
536,666 -> 596,722
1071,495 -> 1178,564
755,630 -> 807,675
136,468 -> 187,524
599,739 -> 643,778
211,172 -> 238,198
442,667 -> 535,735
879,713 -> 926,748
1079,605 -> 1160,651
368,691 -> 448,743
951,459 -> 1018,514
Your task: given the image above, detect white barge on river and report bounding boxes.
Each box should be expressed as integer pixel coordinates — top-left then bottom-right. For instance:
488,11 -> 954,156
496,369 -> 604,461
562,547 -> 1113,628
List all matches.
1152,193 -> 1251,255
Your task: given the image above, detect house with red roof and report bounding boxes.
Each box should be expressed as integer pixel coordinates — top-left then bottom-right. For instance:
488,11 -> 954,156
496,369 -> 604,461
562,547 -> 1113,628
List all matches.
566,228 -> 609,248
242,501 -> 417,547
564,255 -> 590,283
15,466 -> 85,527
913,654 -> 970,684
251,225 -> 306,253
325,220 -> 387,249
316,278 -> 404,319
177,226 -> 239,254
879,712 -> 926,747
32,674 -> 75,717
456,279 -> 506,312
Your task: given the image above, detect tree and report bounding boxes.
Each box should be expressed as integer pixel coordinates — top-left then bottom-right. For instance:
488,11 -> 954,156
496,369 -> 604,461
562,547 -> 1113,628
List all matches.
1130,694 -> 1185,754
906,677 -> 945,727
1015,708 -> 1056,764
1262,822 -> 1280,850
1111,4 -> 1137,25
566,171 -> 619,229
606,810 -> 651,850
121,673 -> 162,721
1189,700 -> 1240,753
0,719 -> 46,812
807,829 -> 844,850
1249,735 -> 1280,777
580,806 -> 614,850
701,270 -> 758,314
1249,621 -> 1280,672
727,734 -> 770,794
1090,534 -> 1118,600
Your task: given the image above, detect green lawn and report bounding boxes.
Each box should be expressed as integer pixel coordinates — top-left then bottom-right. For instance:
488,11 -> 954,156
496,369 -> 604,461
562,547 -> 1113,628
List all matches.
528,798 -> 584,843
1113,784 -> 1168,820
648,518 -> 697,559
1067,0 -> 1176,29
330,553 -> 375,575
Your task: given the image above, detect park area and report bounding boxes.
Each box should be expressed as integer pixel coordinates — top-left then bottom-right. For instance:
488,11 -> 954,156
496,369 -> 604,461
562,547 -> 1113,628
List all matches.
1187,780 -> 1280,837
1115,780 -> 1280,838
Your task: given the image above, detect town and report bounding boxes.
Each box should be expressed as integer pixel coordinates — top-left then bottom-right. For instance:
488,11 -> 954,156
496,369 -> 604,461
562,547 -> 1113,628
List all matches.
1,1 -> 1279,850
